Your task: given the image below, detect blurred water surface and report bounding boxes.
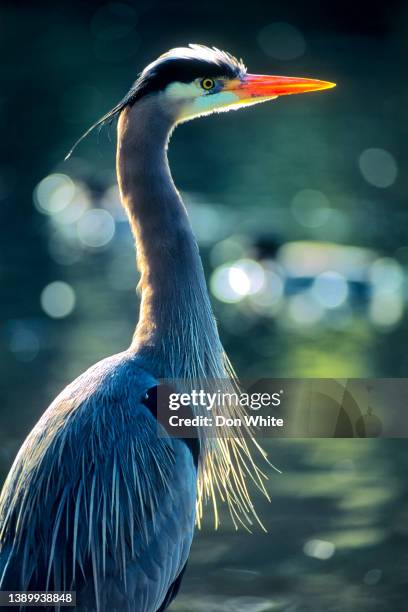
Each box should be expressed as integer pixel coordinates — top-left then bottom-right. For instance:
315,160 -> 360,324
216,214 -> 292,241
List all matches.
173,439 -> 408,611
0,1 -> 407,610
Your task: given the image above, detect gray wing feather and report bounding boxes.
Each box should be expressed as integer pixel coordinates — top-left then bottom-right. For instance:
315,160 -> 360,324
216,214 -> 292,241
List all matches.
0,352 -> 196,611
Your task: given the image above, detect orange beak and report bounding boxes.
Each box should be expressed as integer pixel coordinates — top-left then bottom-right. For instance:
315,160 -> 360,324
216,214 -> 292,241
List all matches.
226,73 -> 336,102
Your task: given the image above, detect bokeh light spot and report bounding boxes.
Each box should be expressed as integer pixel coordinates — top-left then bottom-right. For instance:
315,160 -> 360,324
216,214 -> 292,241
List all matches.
52,182 -> 91,226
34,174 -> 75,215
258,22 -> 306,60
9,327 -> 40,362
232,259 -> 265,295
211,260 -> 264,303
249,268 -> 284,312
211,265 -> 243,303
369,293 -> 403,328
303,539 -> 335,560
77,209 -> 115,248
358,148 -> 397,188
229,266 -> 251,296
369,257 -> 404,294
312,271 -> 348,309
291,189 -> 331,228
48,234 -> 82,266
40,281 -> 76,319
288,293 -> 324,326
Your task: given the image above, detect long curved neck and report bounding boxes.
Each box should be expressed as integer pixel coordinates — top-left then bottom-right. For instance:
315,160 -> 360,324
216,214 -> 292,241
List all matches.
116,99 -> 228,380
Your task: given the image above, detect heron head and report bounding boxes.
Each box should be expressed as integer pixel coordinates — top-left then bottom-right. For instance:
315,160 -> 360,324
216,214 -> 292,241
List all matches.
126,44 -> 335,123
66,45 -> 335,159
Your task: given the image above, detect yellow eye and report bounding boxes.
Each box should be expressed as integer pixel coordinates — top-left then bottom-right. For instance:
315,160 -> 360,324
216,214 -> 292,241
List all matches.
200,78 -> 215,91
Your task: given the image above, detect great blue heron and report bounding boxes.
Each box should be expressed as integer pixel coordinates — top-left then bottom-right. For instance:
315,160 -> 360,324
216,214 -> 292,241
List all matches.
0,45 -> 334,610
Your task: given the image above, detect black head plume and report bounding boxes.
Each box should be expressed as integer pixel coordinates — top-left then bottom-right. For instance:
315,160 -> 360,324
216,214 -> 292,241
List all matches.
65,44 -> 246,160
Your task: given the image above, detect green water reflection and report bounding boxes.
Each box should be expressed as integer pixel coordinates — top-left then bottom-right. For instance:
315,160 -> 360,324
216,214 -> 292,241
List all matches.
174,440 -> 408,611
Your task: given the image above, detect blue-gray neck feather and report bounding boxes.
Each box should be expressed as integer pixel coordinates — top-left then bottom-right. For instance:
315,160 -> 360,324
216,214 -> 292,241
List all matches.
116,98 -> 269,530
117,98 -> 229,382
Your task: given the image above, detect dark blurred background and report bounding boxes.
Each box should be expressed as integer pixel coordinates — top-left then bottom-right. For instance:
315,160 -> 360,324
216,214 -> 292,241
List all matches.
0,1 -> 407,610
